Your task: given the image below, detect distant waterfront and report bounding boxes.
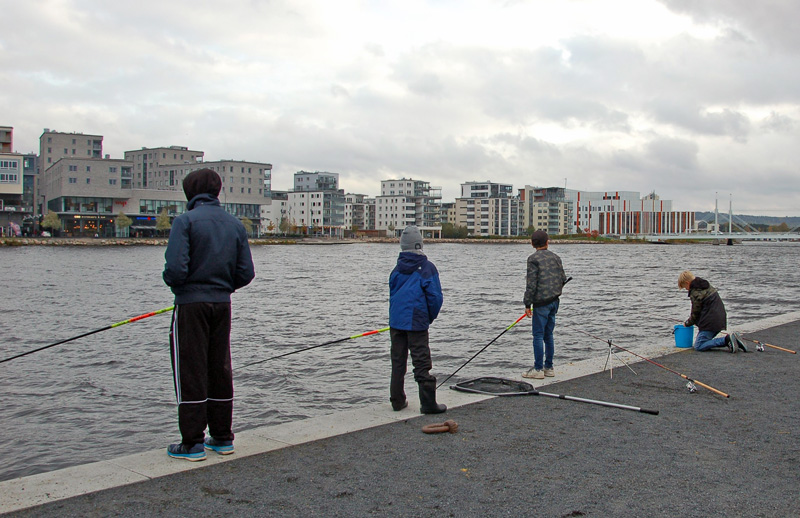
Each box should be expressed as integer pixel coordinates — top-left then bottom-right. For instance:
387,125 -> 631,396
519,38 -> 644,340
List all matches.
1,241 -> 798,481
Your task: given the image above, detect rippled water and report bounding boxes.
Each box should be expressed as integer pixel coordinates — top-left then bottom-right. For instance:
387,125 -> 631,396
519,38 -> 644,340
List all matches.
1,241 -> 798,481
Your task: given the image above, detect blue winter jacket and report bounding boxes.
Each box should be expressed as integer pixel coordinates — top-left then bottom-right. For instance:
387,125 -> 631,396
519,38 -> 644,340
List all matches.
163,194 -> 255,304
389,252 -> 443,331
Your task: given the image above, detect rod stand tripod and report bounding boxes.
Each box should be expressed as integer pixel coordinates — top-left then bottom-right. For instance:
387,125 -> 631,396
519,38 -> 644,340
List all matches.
603,339 -> 637,378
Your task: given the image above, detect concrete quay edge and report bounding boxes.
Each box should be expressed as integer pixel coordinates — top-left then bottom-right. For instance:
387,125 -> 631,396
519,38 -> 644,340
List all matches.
2,309 -> 799,514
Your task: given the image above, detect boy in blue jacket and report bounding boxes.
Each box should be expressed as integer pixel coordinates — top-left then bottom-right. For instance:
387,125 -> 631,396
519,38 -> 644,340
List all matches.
389,226 -> 445,414
163,168 -> 255,461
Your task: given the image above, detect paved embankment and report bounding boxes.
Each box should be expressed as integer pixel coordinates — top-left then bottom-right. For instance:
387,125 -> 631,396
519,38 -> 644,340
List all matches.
2,313 -> 798,517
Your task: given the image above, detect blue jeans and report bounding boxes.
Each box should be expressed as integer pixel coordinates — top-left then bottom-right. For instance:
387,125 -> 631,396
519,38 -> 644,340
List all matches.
531,299 -> 559,370
694,330 -> 727,351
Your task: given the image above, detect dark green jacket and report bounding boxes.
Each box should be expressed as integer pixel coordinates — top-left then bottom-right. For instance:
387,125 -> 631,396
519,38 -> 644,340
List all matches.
524,249 -> 567,308
685,277 -> 727,333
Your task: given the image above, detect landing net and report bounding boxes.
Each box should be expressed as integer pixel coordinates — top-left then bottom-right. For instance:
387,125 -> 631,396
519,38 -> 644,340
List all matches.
451,377 -> 536,396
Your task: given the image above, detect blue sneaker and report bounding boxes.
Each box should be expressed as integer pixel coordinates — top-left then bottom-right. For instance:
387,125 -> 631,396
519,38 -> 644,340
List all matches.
204,437 -> 235,455
167,442 -> 206,461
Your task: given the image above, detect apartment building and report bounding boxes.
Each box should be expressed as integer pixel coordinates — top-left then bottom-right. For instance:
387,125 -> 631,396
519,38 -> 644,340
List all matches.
454,181 -> 519,236
519,186 -> 572,235
375,178 -> 441,235
123,146 -> 204,189
260,191 -> 288,234
344,193 -> 368,230
0,126 -> 12,153
0,151 -> 24,235
39,129 -> 103,169
286,171 -> 345,234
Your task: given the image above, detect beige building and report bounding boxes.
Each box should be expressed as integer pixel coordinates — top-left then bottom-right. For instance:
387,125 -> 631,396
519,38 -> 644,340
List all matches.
0,126 -> 12,153
123,146 -> 204,189
376,178 -> 441,235
519,185 -> 572,235
39,129 -> 103,169
454,181 -> 519,236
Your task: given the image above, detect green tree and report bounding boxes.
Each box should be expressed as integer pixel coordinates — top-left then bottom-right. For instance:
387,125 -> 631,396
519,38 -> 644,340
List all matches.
441,223 -> 469,238
41,210 -> 60,234
115,211 -> 133,237
279,217 -> 290,235
241,217 -> 253,237
156,208 -> 172,236
768,222 -> 790,232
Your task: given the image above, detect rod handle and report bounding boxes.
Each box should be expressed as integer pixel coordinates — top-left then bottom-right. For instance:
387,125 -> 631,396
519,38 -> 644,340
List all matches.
640,408 -> 660,415
693,379 -> 730,398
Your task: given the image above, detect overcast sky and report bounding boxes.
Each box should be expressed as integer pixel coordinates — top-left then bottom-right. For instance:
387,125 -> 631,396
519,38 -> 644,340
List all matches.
2,0 -> 799,216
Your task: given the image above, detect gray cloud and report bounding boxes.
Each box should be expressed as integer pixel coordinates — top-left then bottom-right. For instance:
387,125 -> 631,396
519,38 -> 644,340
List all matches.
2,1 -> 800,215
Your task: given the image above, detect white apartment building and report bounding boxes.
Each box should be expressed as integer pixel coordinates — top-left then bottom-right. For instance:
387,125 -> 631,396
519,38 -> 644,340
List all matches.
455,181 -> 519,236
344,193 -> 368,230
375,178 -> 441,235
260,191 -> 288,234
285,171 -> 345,235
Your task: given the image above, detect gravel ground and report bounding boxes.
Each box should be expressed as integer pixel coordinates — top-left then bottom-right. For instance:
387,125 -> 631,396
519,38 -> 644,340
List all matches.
5,322 -> 798,518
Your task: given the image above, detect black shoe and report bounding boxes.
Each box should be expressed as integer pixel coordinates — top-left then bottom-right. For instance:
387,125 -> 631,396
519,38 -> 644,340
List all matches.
392,400 -> 408,411
725,335 -> 737,354
731,332 -> 748,352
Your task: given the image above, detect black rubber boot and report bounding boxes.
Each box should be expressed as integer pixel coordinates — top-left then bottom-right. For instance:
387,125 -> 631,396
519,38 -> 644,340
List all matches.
418,380 -> 446,414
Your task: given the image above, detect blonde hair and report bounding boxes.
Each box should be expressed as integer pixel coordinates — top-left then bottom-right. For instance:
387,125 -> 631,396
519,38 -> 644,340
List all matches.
678,270 -> 695,289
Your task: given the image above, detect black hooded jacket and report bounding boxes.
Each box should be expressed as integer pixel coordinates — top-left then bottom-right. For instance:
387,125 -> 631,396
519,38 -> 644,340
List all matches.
163,191 -> 254,304
685,277 -> 727,333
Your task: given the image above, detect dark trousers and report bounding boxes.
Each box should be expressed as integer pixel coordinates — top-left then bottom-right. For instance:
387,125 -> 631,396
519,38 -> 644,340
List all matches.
170,302 -> 234,445
390,328 -> 435,406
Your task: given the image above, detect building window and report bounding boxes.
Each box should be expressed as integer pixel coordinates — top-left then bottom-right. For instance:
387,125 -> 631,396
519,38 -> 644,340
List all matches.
109,179 -> 117,185
69,177 -> 77,183
86,166 -> 91,172
86,178 -> 90,184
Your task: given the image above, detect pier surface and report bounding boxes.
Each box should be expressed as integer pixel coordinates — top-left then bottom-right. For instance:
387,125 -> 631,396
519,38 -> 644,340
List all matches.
2,312 -> 798,517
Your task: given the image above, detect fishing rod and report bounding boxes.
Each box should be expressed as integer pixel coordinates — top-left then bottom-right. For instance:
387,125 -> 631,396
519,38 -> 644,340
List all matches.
435,277 -> 573,389
436,313 -> 528,389
739,337 -> 796,354
647,314 -> 796,354
575,329 -> 730,398
0,306 -> 175,365
238,326 -> 390,369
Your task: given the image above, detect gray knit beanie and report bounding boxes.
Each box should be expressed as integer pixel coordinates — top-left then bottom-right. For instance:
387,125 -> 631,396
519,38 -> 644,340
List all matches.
399,225 -> 423,251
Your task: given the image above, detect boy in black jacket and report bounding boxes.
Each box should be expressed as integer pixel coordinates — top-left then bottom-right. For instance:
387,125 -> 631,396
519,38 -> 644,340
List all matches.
163,168 -> 255,461
678,270 -> 746,353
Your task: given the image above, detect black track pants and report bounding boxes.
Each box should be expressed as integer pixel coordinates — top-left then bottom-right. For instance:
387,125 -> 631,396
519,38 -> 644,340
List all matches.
390,328 -> 435,405
170,302 -> 234,445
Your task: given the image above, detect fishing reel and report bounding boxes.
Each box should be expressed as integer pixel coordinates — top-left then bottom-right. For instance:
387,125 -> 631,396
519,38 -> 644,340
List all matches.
756,341 -> 765,352
685,381 -> 697,393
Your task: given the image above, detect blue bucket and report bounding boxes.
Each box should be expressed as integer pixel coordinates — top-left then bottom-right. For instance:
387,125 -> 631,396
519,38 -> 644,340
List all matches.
673,324 -> 694,348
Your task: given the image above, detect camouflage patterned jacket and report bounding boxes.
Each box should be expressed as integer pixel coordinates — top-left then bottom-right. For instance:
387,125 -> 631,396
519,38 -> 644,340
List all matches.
685,277 -> 727,333
523,249 -> 567,308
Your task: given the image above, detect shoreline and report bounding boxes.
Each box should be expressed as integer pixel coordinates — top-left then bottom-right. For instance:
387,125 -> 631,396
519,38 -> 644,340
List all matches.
1,236 -> 658,247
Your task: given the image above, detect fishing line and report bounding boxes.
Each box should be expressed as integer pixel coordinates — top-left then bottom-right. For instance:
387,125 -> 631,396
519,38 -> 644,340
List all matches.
238,326 -> 390,370
0,306 -> 175,365
436,277 -> 572,389
574,328 -> 730,398
436,313 -> 528,389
